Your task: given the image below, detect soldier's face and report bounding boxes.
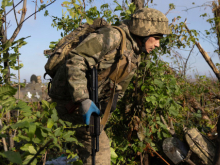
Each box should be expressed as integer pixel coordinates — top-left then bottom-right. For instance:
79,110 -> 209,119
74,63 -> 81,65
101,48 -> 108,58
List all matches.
145,37 -> 160,53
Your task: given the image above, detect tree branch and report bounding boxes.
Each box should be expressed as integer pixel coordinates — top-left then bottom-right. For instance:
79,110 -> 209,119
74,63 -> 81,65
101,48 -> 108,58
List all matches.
9,0 -> 27,43
12,0 -> 19,26
183,44 -> 195,77
9,0 -> 56,43
184,22 -> 220,82
35,0 -> 37,20
5,0 -> 24,16
0,119 -> 8,151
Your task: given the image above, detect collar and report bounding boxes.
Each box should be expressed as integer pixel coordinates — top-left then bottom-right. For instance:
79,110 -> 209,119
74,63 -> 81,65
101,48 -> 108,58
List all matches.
118,21 -> 141,54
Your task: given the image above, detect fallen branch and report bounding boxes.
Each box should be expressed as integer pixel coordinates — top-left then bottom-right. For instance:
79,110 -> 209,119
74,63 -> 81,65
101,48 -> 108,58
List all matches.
184,22 -> 220,82
160,115 -> 175,136
145,143 -> 170,165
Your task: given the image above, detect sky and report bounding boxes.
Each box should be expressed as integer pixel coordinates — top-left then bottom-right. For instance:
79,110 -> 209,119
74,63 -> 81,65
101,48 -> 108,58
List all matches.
1,0 -> 218,83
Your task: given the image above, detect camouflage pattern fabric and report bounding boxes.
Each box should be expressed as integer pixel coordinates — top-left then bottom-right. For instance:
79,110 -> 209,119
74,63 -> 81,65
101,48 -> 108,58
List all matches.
185,127 -> 215,165
50,22 -> 141,111
128,8 -> 170,36
50,23 -> 141,164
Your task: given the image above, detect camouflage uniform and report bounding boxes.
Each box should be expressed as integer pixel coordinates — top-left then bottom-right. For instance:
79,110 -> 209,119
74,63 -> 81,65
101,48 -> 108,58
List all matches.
49,8 -> 170,165
51,22 -> 140,165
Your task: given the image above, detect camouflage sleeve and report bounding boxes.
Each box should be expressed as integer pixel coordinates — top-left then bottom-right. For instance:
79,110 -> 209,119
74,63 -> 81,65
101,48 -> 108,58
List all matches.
66,27 -> 122,102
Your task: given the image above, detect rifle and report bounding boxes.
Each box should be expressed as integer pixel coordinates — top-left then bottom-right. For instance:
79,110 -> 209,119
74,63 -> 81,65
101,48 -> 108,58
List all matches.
87,67 -> 100,165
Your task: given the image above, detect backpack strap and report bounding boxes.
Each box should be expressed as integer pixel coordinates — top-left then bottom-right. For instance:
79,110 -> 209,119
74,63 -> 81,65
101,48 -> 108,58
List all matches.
100,26 -> 127,131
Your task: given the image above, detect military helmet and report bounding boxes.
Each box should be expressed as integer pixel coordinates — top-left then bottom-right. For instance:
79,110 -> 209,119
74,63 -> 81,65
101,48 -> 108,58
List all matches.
128,8 -> 170,37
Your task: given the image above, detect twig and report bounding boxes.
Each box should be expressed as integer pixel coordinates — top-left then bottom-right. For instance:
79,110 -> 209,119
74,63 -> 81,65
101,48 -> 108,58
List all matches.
43,150 -> 47,165
10,0 -> 56,43
5,0 -> 24,16
79,0 -> 86,26
0,119 -> 8,151
165,8 -> 172,16
146,143 -> 170,165
27,139 -> 53,165
35,0 -> 37,20
12,0 -> 19,26
9,0 -> 27,43
183,45 -> 195,77
146,0 -> 150,6
160,115 -> 175,135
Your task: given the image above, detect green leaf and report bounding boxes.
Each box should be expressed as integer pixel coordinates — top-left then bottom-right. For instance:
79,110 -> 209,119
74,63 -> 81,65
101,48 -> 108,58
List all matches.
23,155 -> 34,165
86,17 -> 93,25
49,44 -> 55,49
32,137 -> 41,144
62,1 -> 72,5
20,143 -> 32,151
65,137 -> 77,142
16,100 -> 32,113
51,113 -> 58,122
0,85 -> 17,99
11,120 -> 29,129
0,151 -> 22,164
50,102 -> 57,110
114,5 -> 123,11
110,147 -> 118,158
41,129 -> 48,137
169,105 -> 178,116
54,128 -> 62,137
154,79 -> 163,88
47,119 -> 54,129
41,100 -> 50,109
28,145 -> 37,154
28,123 -> 37,139
63,131 -> 74,140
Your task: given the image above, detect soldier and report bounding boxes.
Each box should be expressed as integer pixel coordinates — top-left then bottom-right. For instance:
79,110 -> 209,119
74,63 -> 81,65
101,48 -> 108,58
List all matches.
49,8 -> 170,165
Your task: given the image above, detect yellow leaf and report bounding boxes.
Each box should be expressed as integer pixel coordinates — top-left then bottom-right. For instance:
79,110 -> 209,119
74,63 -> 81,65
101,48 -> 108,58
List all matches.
181,37 -> 185,41
40,0 -> 44,3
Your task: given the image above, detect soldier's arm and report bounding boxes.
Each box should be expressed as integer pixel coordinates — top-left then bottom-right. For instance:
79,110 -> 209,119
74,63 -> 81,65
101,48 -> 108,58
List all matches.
66,27 -> 122,102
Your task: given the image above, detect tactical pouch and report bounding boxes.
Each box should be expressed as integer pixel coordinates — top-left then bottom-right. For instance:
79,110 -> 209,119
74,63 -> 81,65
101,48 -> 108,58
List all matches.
184,127 -> 215,165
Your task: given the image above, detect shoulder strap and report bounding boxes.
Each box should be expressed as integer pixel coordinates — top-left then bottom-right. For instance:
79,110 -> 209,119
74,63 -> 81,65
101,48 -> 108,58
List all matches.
100,26 -> 126,131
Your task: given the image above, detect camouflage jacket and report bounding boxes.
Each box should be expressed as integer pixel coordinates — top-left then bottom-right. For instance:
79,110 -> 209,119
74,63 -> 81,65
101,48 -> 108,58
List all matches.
49,22 -> 141,111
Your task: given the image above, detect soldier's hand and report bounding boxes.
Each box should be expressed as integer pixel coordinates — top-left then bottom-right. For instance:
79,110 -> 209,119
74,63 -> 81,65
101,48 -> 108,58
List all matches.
80,99 -> 100,125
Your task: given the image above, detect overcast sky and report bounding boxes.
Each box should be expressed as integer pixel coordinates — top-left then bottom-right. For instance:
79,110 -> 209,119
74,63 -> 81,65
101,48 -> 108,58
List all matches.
2,0 -> 218,82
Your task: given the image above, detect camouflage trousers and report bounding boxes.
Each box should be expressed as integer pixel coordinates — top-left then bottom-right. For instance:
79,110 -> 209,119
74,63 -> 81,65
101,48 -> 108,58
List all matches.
52,98 -> 111,165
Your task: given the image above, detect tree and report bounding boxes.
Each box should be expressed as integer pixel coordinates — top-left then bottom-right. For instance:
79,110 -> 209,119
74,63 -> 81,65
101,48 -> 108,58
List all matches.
0,0 -> 56,84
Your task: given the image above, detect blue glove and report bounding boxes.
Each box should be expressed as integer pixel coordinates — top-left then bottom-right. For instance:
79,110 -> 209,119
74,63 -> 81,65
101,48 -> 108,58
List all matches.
80,99 -> 100,125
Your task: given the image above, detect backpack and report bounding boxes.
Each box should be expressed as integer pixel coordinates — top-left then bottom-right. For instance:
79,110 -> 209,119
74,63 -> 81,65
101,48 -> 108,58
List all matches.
184,127 -> 216,165
44,18 -> 109,79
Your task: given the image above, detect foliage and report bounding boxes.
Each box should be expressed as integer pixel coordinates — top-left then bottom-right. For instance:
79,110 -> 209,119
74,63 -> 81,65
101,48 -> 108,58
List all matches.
45,0 -> 136,49
43,0 -> 220,164
0,0 -> 219,164
0,84 -> 82,164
